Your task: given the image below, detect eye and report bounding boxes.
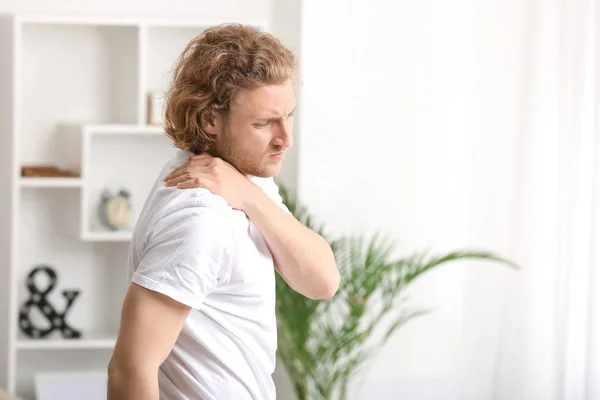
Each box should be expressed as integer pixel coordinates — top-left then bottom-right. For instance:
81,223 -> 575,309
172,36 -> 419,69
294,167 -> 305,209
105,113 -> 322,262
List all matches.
253,122 -> 269,128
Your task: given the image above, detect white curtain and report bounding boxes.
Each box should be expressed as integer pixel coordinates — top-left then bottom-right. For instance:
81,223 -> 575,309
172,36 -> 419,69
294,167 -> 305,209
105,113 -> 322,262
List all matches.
495,0 -> 600,398
296,0 -> 600,398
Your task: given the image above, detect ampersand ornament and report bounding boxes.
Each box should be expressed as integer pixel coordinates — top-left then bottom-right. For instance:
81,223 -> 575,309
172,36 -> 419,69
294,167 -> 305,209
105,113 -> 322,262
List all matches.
19,265 -> 82,339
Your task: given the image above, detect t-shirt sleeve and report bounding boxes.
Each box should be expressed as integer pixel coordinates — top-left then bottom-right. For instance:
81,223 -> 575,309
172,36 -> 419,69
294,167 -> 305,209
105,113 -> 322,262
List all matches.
131,206 -> 232,310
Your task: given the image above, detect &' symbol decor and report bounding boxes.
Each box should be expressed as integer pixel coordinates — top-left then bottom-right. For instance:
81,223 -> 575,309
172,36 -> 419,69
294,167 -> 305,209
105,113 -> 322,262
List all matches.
19,265 -> 82,339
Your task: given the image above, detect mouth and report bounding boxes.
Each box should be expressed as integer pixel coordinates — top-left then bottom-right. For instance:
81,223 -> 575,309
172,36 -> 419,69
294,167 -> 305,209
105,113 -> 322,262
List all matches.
269,152 -> 285,160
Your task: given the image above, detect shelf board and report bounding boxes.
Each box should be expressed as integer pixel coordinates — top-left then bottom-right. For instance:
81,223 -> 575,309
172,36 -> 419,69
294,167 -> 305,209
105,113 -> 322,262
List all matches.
82,230 -> 133,242
19,177 -> 82,188
17,332 -> 116,350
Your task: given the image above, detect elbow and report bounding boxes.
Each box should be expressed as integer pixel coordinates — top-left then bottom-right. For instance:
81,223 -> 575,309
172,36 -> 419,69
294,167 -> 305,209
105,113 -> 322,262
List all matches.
328,268 -> 341,298
321,273 -> 340,300
308,261 -> 340,300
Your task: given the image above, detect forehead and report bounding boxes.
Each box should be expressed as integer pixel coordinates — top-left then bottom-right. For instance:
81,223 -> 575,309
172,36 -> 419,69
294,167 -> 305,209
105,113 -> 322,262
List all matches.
231,81 -> 296,117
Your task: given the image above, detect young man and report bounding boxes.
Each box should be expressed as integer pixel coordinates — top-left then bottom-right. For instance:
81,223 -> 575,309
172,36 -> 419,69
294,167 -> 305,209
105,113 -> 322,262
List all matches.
107,24 -> 340,400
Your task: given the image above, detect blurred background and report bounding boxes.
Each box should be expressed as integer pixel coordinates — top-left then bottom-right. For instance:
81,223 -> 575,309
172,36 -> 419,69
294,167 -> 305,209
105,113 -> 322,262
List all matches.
1,0 -> 599,399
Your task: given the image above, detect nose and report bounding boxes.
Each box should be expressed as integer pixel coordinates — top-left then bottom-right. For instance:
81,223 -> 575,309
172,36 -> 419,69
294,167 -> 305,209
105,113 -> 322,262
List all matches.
274,120 -> 293,149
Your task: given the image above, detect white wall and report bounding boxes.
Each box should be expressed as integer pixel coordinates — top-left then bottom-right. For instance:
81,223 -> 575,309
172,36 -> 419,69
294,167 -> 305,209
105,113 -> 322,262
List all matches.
296,0 -> 525,399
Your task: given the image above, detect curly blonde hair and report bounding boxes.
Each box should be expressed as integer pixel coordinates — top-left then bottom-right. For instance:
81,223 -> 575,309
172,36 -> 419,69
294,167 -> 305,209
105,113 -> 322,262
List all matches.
163,24 -> 297,154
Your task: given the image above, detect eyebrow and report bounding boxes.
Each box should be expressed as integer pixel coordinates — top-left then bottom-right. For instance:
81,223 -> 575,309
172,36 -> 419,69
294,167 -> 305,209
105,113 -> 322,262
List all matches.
255,107 -> 296,121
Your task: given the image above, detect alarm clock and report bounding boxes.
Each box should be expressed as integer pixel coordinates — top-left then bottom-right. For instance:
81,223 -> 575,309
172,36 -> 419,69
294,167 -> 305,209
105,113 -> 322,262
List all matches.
98,189 -> 132,231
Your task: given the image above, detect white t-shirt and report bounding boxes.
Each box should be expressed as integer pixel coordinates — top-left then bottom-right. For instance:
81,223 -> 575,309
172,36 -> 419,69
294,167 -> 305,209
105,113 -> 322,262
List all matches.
127,149 -> 288,400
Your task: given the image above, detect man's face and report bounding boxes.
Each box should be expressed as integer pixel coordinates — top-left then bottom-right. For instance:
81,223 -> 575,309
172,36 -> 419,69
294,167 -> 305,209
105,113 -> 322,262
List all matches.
212,80 -> 296,177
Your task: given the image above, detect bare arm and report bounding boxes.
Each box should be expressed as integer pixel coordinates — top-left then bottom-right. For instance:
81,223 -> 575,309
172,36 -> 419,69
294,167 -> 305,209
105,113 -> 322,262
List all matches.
107,283 -> 191,400
244,188 -> 340,300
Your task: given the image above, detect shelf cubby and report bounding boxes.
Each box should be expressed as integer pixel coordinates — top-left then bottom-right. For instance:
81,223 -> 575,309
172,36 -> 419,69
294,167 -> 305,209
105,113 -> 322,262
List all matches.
19,22 -> 141,167
81,124 -> 174,240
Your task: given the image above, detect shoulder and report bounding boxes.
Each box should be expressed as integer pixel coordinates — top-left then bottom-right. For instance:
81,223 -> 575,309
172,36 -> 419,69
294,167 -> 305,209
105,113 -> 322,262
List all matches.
139,200 -> 235,277
152,196 -> 234,242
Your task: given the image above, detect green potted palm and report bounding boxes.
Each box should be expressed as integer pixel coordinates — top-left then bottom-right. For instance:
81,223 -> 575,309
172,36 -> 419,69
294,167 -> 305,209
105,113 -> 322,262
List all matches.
276,186 -> 517,400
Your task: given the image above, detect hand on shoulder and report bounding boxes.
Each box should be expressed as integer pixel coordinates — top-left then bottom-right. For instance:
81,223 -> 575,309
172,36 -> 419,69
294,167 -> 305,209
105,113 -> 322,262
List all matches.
163,153 -> 261,211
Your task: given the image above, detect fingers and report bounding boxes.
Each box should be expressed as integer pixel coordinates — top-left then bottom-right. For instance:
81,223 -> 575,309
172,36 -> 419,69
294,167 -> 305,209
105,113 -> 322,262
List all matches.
176,174 -> 213,189
164,173 -> 191,187
175,179 -> 202,189
163,167 -> 187,182
164,157 -> 213,183
167,172 -> 214,190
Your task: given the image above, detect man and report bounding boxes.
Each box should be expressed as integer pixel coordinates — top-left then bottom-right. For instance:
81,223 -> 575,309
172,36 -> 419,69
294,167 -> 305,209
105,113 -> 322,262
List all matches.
107,24 -> 340,400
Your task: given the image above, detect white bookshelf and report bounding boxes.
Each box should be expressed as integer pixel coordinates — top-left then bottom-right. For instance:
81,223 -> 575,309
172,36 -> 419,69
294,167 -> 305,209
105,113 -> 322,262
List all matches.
0,13 -> 268,399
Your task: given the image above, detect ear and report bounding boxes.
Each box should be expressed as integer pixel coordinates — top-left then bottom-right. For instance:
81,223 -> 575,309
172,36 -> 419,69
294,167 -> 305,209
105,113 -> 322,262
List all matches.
199,108 -> 221,136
